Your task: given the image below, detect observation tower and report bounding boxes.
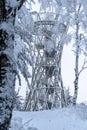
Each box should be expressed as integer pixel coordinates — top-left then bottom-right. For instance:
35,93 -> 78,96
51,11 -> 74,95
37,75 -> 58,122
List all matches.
25,11 -> 68,111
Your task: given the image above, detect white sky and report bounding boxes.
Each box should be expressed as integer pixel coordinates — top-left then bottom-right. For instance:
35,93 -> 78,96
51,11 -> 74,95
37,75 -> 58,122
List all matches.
62,44 -> 87,103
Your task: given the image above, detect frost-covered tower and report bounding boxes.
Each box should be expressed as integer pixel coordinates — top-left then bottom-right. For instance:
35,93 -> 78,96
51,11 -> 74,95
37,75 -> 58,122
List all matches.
25,12 -> 68,111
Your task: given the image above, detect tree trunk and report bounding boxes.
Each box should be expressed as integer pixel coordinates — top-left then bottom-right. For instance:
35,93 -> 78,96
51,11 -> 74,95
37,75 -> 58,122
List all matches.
0,1 -> 16,130
73,44 -> 79,105
73,22 -> 80,105
72,3 -> 81,106
0,31 -> 16,130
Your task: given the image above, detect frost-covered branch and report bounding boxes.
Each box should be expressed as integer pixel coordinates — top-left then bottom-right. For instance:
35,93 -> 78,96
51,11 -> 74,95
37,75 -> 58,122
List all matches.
79,59 -> 87,75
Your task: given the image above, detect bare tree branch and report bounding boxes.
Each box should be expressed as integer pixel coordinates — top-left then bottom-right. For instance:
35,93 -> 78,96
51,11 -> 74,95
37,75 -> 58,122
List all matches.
18,0 -> 27,10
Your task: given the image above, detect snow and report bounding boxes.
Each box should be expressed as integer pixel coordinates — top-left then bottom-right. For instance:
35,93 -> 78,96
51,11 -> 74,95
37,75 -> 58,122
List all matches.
6,0 -> 19,8
10,104 -> 87,130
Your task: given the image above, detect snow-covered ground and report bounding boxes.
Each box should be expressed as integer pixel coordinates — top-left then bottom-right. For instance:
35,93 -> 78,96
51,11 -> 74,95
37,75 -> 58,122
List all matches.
10,104 -> 87,130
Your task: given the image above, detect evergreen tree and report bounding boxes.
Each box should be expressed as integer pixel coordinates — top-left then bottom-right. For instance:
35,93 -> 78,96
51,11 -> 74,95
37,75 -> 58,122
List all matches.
0,0 -> 27,129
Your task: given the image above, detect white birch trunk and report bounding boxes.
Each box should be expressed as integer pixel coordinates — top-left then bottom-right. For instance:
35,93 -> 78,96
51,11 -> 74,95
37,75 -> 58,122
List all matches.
73,3 -> 81,105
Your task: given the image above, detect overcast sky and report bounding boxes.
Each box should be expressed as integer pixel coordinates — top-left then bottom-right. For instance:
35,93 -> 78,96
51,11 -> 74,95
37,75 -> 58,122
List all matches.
62,44 -> 87,103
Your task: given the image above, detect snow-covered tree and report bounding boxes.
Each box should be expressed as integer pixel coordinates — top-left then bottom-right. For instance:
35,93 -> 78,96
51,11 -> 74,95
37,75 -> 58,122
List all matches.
0,0 -> 34,129
62,0 -> 87,105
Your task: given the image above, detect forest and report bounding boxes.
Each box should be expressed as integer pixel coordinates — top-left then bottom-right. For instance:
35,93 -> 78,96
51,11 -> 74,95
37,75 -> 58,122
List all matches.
0,0 -> 87,130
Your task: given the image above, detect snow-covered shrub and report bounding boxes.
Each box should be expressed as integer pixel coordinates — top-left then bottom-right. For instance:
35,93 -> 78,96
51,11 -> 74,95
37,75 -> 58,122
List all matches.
13,91 -> 24,111
64,88 -> 72,106
75,103 -> 87,120
9,117 -> 23,130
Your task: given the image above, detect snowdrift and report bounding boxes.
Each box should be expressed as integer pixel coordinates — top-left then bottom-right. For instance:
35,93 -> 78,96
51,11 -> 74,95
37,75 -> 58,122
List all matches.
10,104 -> 87,130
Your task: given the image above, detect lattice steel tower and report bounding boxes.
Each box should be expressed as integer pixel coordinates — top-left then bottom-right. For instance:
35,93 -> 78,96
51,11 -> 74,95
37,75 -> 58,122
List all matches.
25,11 -> 68,111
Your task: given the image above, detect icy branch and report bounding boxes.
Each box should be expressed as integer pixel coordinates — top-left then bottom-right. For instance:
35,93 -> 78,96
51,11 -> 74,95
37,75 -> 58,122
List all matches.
79,59 -> 87,75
